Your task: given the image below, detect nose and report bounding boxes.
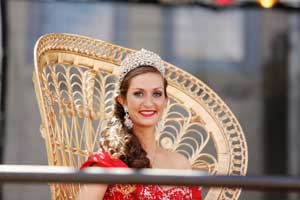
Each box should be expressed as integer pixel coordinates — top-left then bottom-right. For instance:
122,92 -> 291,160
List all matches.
143,95 -> 154,108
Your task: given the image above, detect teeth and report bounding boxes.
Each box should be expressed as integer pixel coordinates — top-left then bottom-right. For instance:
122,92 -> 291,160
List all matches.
141,111 -> 155,114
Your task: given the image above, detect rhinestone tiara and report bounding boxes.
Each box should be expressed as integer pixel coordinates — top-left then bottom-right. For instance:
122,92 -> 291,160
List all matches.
118,49 -> 165,82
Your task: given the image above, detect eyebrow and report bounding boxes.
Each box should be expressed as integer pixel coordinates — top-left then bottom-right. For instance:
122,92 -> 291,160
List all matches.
132,87 -> 163,90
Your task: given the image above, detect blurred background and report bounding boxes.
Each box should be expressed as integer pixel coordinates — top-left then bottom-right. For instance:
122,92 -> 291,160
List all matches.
0,0 -> 299,199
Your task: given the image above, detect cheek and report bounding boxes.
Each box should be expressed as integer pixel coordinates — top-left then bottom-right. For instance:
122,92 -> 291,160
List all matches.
154,99 -> 166,110
126,96 -> 142,110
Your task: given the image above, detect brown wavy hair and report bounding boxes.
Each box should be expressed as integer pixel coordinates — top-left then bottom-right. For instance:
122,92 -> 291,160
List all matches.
100,66 -> 168,168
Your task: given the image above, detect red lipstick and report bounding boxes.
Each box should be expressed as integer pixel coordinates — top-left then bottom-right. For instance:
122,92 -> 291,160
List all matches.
139,110 -> 156,117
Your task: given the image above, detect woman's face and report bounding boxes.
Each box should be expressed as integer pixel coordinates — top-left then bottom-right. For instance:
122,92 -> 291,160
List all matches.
120,72 -> 168,129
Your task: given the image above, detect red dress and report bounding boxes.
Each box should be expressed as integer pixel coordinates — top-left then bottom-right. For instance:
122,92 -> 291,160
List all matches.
80,152 -> 202,200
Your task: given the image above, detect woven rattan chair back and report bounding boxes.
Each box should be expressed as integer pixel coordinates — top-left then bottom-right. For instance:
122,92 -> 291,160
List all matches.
33,33 -> 248,200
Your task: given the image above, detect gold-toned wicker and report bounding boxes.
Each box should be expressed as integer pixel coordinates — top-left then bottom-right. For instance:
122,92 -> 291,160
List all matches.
33,33 -> 248,200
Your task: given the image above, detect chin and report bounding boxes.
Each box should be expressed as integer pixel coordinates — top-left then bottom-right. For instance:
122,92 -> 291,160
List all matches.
135,121 -> 158,128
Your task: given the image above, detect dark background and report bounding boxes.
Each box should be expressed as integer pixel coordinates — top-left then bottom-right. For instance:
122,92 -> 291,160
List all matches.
1,0 -> 300,199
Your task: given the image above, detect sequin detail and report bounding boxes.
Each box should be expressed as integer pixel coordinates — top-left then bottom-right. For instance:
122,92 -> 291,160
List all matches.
103,184 -> 199,200
80,152 -> 202,200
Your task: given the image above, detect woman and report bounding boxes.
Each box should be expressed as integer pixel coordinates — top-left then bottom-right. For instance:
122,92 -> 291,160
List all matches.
77,49 -> 202,200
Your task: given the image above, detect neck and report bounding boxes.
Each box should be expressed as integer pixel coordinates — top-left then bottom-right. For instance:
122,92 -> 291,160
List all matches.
133,125 -> 157,155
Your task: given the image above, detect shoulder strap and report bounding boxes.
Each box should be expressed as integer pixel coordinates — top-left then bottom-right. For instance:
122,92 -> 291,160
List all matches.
191,186 -> 202,200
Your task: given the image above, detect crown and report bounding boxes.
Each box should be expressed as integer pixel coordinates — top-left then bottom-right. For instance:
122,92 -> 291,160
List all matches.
118,49 -> 165,82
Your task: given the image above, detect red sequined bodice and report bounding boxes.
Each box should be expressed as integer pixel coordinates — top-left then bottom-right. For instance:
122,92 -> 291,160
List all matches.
80,152 -> 202,200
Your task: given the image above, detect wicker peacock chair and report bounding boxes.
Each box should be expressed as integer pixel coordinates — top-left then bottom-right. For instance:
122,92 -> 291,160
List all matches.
33,33 -> 248,200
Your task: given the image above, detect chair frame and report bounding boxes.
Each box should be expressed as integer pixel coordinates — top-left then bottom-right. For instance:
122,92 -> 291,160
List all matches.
33,33 -> 248,200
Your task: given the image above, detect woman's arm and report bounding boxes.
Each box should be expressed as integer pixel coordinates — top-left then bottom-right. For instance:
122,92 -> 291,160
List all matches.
77,184 -> 107,200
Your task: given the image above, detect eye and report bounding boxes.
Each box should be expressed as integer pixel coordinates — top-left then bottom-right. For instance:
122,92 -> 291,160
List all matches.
153,91 -> 163,97
133,91 -> 143,97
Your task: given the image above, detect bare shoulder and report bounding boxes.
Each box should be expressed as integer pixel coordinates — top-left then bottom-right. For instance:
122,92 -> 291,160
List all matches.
163,149 -> 191,170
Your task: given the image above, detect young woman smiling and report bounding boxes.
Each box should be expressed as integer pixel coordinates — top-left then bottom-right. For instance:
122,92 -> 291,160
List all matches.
77,49 -> 202,200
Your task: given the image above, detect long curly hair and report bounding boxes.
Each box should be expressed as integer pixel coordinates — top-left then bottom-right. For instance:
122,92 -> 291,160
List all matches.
100,66 -> 168,168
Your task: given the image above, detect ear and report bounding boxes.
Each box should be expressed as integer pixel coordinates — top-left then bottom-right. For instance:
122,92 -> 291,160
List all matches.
117,95 -> 126,107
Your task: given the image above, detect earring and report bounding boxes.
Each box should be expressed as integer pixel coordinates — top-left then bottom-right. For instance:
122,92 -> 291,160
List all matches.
156,120 -> 164,134
156,107 -> 167,134
124,106 -> 133,129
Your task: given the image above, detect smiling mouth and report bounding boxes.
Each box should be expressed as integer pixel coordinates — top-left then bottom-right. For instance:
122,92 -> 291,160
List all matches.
139,110 -> 156,117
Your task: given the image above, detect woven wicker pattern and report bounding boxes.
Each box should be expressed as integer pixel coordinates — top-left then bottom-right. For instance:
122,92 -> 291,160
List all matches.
33,33 -> 248,200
